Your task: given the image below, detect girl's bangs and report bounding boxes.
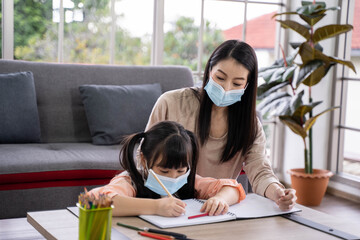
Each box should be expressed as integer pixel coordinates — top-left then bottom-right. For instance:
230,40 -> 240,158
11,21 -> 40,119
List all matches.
156,135 -> 191,169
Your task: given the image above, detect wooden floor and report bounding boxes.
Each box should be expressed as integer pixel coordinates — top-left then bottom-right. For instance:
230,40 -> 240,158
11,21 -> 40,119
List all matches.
0,193 -> 359,240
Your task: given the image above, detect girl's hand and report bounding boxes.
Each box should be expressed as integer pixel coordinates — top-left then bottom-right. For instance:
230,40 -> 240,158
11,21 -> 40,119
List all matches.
156,197 -> 186,217
200,197 -> 229,216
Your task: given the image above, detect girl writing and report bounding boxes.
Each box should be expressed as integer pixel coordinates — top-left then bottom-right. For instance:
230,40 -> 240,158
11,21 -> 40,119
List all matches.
89,121 -> 245,217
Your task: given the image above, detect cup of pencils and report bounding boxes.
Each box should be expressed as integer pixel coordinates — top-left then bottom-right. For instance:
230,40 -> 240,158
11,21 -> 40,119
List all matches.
78,190 -> 113,240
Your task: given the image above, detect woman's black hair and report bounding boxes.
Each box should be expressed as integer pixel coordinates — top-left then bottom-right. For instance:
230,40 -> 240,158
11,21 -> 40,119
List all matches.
197,40 -> 258,163
120,121 -> 198,199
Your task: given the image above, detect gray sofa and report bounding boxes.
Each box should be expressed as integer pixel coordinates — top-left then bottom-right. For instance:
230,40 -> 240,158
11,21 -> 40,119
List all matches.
0,60 -> 194,219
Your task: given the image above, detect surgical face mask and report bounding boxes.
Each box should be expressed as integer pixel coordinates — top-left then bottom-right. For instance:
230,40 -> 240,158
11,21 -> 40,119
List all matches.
204,76 -> 247,107
144,168 -> 190,196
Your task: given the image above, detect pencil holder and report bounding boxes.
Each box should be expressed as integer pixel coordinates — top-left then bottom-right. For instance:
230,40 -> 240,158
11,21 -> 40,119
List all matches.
77,203 -> 113,240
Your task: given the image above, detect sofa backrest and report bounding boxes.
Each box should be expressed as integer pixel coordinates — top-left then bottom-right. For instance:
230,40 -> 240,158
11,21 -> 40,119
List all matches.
0,60 -> 194,143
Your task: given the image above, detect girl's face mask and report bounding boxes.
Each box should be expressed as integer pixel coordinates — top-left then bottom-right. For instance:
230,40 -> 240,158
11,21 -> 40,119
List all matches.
144,168 -> 190,196
204,76 -> 247,107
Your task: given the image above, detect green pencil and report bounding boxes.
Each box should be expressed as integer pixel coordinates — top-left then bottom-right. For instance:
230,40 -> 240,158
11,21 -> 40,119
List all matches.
117,222 -> 142,231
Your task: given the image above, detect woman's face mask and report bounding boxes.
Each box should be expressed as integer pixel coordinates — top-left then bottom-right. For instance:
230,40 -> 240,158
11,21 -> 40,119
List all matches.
204,76 -> 247,107
144,168 -> 190,196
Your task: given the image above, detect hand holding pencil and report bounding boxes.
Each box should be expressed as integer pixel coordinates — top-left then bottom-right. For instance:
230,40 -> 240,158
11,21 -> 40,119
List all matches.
149,169 -> 187,217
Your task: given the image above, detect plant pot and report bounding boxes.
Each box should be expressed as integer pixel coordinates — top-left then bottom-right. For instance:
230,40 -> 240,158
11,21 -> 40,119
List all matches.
287,168 -> 333,206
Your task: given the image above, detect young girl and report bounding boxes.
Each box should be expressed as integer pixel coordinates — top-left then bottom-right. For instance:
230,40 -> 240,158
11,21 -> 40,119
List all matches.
89,121 -> 245,217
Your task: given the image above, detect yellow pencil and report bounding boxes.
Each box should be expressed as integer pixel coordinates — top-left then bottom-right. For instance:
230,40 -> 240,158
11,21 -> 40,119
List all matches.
149,169 -> 173,198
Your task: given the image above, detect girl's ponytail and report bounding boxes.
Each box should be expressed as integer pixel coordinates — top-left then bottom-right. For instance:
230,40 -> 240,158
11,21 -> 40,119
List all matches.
120,132 -> 145,190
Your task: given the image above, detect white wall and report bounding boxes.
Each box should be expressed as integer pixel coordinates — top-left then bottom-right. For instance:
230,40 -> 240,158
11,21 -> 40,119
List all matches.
281,0 -> 338,185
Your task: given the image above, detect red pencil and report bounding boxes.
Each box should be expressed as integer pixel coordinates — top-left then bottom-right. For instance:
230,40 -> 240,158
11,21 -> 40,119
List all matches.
138,231 -> 174,240
188,212 -> 209,219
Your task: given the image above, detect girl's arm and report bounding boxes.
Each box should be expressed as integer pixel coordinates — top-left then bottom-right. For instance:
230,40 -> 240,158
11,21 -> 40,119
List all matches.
200,186 -> 240,216
112,195 -> 186,217
195,175 -> 246,216
212,185 -> 240,205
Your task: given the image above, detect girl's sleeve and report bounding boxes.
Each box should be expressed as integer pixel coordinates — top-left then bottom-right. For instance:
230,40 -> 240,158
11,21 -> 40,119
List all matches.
89,173 -> 136,199
195,175 -> 246,203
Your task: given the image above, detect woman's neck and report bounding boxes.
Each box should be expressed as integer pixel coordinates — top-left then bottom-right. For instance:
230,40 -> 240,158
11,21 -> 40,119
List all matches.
210,105 -> 228,138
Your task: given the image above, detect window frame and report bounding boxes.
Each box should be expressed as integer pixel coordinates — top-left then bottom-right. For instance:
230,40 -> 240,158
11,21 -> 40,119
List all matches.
329,0 -> 360,189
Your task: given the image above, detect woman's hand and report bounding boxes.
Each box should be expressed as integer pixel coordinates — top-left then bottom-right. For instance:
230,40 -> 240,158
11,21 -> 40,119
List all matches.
274,188 -> 297,210
200,197 -> 229,216
156,197 -> 186,217
265,183 -> 297,210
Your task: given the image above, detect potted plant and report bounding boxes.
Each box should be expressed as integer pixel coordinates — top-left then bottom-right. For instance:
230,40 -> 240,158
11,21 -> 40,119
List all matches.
257,1 -> 356,205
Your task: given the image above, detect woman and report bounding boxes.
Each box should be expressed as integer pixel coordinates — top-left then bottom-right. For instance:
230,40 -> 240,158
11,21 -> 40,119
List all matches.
146,40 -> 296,210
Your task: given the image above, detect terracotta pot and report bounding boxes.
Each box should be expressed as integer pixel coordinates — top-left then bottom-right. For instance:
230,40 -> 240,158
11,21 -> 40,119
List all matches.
287,168 -> 333,206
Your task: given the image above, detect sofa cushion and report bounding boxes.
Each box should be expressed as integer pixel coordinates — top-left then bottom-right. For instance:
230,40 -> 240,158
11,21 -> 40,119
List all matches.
0,71 -> 41,143
79,83 -> 162,145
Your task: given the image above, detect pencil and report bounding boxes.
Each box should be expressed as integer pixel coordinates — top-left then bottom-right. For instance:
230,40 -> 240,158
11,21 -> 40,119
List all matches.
138,231 -> 174,240
149,169 -> 173,198
188,213 -> 209,219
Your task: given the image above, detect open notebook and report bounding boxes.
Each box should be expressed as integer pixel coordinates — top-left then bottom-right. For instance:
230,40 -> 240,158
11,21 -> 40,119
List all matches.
139,193 -> 301,228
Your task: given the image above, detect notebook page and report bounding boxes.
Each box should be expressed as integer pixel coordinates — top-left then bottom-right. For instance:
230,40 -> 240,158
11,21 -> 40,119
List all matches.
228,193 -> 301,219
139,199 -> 235,228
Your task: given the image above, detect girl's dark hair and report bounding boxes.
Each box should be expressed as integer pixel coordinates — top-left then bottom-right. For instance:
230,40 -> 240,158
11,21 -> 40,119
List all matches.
197,40 -> 258,163
120,121 -> 198,199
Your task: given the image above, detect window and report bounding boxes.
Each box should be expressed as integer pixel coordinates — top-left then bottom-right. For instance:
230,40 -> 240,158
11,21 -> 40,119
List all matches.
14,0 -> 56,62
114,0 -> 153,65
331,0 -> 360,186
163,0 -> 202,71
2,0 -> 285,169
343,0 -> 360,178
62,0 -> 111,64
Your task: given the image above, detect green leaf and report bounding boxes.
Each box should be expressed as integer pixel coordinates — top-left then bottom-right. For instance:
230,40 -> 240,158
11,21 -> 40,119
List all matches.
299,42 -> 328,66
304,106 -> 339,132
297,2 -> 326,16
299,14 -> 326,26
279,115 -> 307,139
302,63 -> 326,87
257,92 -> 290,111
272,54 -> 296,68
313,24 -> 353,44
272,12 -> 298,19
275,100 -> 292,116
259,95 -> 292,118
269,67 -> 287,83
299,42 -> 315,66
290,90 -> 304,115
257,81 -> 289,100
296,60 -> 324,88
293,101 -> 322,119
327,56 -> 357,73
290,42 -> 302,49
276,20 -> 310,40
259,68 -> 279,82
283,65 -> 297,81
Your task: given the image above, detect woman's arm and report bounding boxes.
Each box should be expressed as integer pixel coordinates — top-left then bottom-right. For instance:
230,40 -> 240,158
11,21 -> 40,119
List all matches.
112,195 -> 186,217
243,118 -> 285,196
